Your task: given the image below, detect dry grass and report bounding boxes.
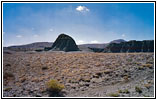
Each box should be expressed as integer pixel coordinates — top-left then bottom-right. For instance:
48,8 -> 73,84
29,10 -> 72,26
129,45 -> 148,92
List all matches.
144,83 -> 151,89
135,86 -> 142,93
46,79 -> 65,92
109,93 -> 119,97
142,64 -> 153,68
4,72 -> 14,80
3,52 -> 154,97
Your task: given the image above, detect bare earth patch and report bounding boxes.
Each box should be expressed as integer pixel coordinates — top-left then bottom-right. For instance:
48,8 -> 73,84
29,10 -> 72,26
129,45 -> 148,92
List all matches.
3,51 -> 154,97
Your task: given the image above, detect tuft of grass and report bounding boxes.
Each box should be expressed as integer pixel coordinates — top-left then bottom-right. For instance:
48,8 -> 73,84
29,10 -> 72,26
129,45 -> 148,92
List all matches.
35,49 -> 43,52
20,77 -> 26,83
138,66 -> 144,70
4,72 -> 14,79
118,89 -> 130,94
135,86 -> 142,93
143,94 -> 150,97
42,66 -> 48,70
127,58 -> 132,62
109,93 -> 119,97
144,84 -> 151,89
142,64 -> 152,68
46,79 -> 64,92
123,89 -> 130,94
4,87 -> 12,91
118,90 -> 123,93
5,64 -> 11,66
123,75 -> 129,82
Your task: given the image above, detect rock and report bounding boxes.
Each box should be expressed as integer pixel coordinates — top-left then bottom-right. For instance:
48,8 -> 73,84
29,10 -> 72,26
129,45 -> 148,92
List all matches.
91,78 -> 102,83
51,34 -> 79,52
36,93 -> 42,97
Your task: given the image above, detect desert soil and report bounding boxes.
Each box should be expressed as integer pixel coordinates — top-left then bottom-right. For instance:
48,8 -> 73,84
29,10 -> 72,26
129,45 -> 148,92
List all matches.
3,51 -> 154,97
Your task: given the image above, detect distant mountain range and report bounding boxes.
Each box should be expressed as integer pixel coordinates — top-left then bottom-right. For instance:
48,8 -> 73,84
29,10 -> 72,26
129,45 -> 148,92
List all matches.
3,42 -> 53,51
3,39 -> 126,52
110,39 -> 126,44
3,39 -> 154,53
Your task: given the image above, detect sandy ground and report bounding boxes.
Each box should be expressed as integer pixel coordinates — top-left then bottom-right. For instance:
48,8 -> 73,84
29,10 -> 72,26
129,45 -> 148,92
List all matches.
3,51 -> 154,97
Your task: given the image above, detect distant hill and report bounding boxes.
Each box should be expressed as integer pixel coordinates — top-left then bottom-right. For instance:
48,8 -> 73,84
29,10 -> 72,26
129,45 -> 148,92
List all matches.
79,43 -> 108,49
79,39 -> 127,52
80,39 -> 126,49
4,42 -> 53,51
110,39 -> 126,44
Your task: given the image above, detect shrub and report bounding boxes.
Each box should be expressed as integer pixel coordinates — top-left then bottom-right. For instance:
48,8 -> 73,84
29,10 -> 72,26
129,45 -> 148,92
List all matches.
4,72 -> 14,79
35,49 -> 43,52
142,64 -> 152,68
135,86 -> 142,93
138,66 -> 144,70
118,90 -> 123,93
46,79 -> 64,92
42,66 -> 48,70
44,47 -> 52,51
109,93 -> 119,97
127,58 -> 132,62
123,89 -> 130,94
144,84 -> 151,89
4,87 -> 12,91
123,75 -> 129,82
118,89 -> 130,94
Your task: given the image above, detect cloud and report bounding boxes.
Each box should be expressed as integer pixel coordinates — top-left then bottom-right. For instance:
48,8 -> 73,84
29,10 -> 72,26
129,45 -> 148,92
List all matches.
49,28 -> 53,32
16,35 -> 22,38
77,40 -> 85,44
33,34 -> 39,37
76,6 -> 90,12
90,40 -> 99,44
122,34 -> 125,37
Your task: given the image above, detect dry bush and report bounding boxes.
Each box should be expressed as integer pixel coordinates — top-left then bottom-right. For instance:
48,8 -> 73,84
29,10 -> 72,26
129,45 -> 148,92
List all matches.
42,66 -> 48,70
4,87 -> 12,91
109,93 -> 119,97
135,86 -> 142,93
142,64 -> 153,68
144,83 -> 151,89
4,72 -> 14,80
46,79 -> 64,92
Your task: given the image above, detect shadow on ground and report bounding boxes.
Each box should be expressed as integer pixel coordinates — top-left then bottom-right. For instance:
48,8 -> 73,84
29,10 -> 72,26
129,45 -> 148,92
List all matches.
48,91 -> 65,97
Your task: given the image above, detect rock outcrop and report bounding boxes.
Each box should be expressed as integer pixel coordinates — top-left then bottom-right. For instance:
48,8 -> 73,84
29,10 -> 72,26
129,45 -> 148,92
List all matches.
51,34 -> 79,52
103,40 -> 154,53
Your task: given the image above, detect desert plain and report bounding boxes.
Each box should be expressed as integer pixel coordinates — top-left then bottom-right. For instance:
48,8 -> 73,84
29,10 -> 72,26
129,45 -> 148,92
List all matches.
3,51 -> 154,97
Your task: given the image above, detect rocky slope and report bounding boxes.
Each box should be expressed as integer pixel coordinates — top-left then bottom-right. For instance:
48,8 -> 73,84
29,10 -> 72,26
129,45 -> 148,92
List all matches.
3,51 -> 154,97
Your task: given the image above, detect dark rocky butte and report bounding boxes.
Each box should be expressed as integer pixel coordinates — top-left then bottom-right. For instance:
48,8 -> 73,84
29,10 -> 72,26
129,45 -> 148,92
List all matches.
51,34 -> 79,52
103,40 -> 154,53
89,40 -> 154,53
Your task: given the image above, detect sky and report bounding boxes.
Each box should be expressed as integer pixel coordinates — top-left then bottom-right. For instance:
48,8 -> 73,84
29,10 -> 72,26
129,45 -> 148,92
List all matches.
3,3 -> 154,46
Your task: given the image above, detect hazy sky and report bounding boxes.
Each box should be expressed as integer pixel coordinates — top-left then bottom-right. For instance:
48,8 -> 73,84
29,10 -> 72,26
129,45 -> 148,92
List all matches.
3,3 -> 154,46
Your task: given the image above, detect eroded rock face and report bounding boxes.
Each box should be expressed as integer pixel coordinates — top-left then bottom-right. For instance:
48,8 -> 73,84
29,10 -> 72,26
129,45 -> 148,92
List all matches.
51,34 -> 79,52
103,40 -> 154,53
